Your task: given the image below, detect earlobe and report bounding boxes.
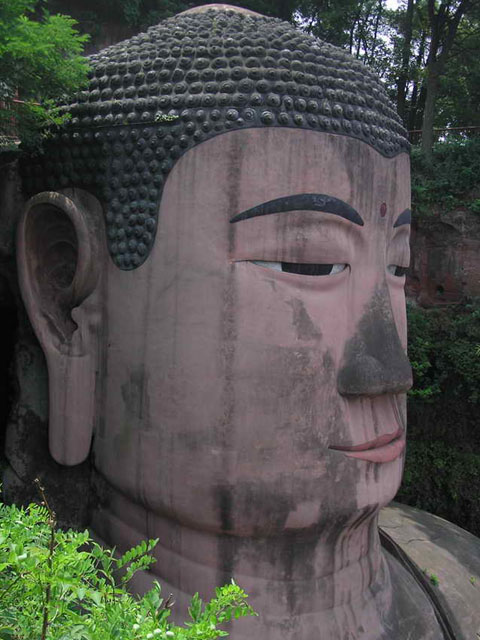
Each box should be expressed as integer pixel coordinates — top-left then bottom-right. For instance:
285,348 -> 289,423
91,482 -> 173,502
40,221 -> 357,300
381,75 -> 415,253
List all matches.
17,189 -> 106,466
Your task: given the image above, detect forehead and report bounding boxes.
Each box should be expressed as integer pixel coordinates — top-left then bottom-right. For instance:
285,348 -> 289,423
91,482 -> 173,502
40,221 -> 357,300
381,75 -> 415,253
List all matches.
158,127 -> 410,226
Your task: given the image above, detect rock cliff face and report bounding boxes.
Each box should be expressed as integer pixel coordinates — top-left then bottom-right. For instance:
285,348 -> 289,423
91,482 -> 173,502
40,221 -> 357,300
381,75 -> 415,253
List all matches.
406,207 -> 480,306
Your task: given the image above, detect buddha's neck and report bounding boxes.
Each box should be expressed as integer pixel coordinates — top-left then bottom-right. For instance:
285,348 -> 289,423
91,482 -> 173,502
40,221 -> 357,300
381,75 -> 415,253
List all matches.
207,511 -> 393,639
92,487 -> 394,639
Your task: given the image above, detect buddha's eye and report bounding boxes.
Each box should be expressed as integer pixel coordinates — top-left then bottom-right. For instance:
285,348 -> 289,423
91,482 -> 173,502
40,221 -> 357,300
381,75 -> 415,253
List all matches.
387,265 -> 408,277
252,261 -> 347,276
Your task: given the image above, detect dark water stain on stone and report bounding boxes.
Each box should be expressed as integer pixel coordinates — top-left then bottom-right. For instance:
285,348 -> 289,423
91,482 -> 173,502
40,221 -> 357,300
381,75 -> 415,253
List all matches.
337,284 -> 412,396
287,298 -> 322,341
214,483 -> 236,638
213,139 -> 243,600
120,368 -> 150,428
215,483 -> 234,535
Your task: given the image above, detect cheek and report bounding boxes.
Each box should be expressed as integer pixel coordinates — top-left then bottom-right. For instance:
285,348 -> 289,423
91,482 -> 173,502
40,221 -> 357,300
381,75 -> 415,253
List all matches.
230,263 -> 349,460
233,262 -> 349,349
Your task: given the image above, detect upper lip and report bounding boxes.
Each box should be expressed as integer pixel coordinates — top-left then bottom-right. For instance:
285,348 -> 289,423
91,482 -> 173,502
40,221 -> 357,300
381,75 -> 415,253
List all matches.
329,428 -> 403,452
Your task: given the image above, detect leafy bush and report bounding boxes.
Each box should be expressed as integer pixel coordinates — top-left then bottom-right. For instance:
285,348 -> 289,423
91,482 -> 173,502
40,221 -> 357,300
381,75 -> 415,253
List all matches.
0,0 -> 89,149
397,441 -> 480,536
411,137 -> 480,218
0,482 -> 256,640
397,301 -> 480,536
407,301 -> 480,410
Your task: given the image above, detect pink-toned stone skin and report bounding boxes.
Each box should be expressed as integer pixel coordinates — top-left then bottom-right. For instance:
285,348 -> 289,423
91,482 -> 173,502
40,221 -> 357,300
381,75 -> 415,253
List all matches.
18,129 -> 443,638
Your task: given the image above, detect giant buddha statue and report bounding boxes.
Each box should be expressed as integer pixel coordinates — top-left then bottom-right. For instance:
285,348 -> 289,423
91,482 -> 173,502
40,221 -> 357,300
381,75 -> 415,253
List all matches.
15,5 -> 480,639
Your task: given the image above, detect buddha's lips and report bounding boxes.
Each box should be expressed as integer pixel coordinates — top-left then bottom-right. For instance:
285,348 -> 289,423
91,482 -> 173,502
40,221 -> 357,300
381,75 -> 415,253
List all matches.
329,429 -> 405,463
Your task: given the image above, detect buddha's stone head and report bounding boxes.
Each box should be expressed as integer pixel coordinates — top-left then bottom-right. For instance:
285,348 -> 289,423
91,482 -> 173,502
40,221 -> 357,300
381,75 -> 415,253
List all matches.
17,5 -> 413,635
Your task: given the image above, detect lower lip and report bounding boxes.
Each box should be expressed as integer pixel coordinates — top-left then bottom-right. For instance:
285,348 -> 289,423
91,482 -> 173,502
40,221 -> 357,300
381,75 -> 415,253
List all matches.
330,433 -> 405,463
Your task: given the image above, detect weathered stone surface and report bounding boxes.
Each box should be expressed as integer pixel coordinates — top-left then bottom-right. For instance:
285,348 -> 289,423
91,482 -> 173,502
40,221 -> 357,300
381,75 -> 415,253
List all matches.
380,502 -> 480,640
406,208 -> 480,306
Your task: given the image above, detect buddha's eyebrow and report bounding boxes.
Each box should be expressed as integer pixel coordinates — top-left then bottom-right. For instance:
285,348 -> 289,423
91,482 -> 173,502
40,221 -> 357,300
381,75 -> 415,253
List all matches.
393,208 -> 411,228
230,194 -> 364,226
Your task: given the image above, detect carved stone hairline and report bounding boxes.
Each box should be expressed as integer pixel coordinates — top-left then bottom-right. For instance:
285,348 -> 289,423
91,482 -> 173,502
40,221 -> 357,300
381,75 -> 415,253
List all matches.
22,7 -> 409,270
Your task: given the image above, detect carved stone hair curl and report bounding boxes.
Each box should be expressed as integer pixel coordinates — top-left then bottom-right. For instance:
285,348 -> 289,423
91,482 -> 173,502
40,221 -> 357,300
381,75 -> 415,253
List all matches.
22,6 -> 410,270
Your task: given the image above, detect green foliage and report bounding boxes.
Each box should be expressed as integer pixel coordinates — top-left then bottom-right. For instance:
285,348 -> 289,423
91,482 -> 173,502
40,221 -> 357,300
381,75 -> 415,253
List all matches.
0,484 -> 256,640
397,440 -> 480,537
298,0 -> 366,48
154,113 -> 180,123
411,137 -> 480,218
422,569 -> 440,587
399,301 -> 480,536
49,0 -> 298,33
435,5 -> 480,131
0,0 -> 89,148
407,301 -> 480,406
429,573 -> 440,587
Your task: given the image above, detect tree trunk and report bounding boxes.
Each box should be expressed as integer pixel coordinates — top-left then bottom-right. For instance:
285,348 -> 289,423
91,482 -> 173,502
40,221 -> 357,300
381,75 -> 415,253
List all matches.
420,65 -> 440,158
420,0 -> 472,158
408,81 -> 426,133
367,0 -> 383,65
348,17 -> 357,54
407,29 -> 427,131
396,0 -> 415,123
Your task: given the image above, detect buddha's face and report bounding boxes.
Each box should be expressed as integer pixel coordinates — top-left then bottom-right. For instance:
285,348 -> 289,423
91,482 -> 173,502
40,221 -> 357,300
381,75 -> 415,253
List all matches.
92,127 -> 412,536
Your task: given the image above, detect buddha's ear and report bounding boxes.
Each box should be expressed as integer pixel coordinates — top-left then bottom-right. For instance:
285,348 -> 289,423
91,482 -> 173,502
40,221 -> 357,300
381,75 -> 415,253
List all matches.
17,190 -> 105,466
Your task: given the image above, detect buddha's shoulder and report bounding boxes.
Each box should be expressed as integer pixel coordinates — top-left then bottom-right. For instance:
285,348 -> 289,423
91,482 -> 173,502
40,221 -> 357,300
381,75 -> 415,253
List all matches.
379,502 -> 480,640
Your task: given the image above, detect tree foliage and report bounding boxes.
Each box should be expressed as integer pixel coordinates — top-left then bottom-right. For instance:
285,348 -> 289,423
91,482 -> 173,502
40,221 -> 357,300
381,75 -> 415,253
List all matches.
435,3 -> 480,129
296,0 -> 480,154
411,135 -> 480,216
0,0 -> 89,148
419,0 -> 475,157
397,300 -> 480,536
407,300 -> 480,409
0,482 -> 256,640
45,0 -> 298,34
397,440 -> 480,536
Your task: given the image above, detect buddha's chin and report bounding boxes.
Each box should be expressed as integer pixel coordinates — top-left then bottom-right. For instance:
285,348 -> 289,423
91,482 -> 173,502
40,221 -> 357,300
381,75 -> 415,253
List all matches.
97,447 -> 404,538
352,455 -> 405,514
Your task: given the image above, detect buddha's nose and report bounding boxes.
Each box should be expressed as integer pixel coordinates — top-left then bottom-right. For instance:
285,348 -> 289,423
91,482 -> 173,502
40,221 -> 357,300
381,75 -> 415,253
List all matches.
336,286 -> 412,396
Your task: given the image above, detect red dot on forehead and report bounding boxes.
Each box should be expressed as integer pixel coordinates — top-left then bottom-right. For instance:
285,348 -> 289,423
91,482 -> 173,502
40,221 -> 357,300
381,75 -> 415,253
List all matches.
380,202 -> 387,218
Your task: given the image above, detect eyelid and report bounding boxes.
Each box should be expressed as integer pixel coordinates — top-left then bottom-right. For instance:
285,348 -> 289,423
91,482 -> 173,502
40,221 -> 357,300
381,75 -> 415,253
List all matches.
252,260 -> 282,272
252,261 -> 348,276
387,265 -> 408,277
